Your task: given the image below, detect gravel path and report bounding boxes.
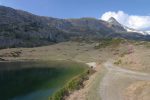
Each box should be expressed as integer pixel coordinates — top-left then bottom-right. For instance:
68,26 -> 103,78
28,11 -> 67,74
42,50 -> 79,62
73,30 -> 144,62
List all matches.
100,61 -> 150,100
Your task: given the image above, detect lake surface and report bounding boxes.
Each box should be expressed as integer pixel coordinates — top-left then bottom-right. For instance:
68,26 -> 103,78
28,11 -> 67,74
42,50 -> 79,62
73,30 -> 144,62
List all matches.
0,61 -> 87,100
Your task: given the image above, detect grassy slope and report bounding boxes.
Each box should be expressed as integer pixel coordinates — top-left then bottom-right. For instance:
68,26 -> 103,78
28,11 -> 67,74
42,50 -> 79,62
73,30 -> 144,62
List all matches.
0,39 -> 149,100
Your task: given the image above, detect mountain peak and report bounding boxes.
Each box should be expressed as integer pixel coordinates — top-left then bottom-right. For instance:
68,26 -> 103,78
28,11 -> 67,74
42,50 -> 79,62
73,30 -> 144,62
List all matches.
108,17 -> 117,22
108,17 -> 121,26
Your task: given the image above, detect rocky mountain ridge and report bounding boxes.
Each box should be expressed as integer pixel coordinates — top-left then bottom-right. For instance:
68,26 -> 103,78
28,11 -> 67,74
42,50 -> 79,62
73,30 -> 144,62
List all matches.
0,6 -> 149,48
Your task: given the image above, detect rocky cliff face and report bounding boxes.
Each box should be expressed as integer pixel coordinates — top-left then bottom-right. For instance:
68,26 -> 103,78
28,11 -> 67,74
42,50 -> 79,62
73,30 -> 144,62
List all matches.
0,6 -> 149,48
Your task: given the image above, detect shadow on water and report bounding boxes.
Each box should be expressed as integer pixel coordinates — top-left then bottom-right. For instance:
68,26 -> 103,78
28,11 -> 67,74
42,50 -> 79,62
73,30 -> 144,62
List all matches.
0,61 -> 87,100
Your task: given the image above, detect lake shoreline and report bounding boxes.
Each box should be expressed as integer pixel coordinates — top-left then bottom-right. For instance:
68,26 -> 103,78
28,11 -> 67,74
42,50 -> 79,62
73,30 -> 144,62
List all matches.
50,66 -> 95,100
0,60 -> 91,100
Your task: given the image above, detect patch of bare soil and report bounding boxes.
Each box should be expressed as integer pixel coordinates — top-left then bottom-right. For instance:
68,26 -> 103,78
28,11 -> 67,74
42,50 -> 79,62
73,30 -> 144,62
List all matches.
114,43 -> 150,73
124,81 -> 150,100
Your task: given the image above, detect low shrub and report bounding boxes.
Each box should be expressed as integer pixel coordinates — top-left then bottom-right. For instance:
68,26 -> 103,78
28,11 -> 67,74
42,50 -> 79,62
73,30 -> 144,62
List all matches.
114,59 -> 122,65
94,38 -> 125,49
49,69 -> 95,100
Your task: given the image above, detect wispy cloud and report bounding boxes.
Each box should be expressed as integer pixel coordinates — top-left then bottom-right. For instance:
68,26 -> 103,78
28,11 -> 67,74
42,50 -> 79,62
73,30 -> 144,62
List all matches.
101,11 -> 150,30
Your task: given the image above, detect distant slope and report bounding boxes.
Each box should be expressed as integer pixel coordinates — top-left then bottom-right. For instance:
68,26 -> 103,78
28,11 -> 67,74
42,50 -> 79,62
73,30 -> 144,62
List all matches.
0,6 -> 71,48
0,6 -> 149,48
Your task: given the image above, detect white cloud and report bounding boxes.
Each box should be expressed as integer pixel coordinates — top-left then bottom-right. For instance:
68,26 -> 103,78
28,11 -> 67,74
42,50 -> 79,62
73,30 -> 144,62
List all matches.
101,11 -> 150,31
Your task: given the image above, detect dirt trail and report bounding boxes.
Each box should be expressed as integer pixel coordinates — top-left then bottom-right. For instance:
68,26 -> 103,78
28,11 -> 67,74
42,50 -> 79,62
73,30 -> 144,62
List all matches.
100,61 -> 150,100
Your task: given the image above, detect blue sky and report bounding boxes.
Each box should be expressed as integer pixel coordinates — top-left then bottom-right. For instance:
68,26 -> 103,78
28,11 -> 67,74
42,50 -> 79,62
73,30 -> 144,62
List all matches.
0,0 -> 150,18
1,0 -> 150,30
